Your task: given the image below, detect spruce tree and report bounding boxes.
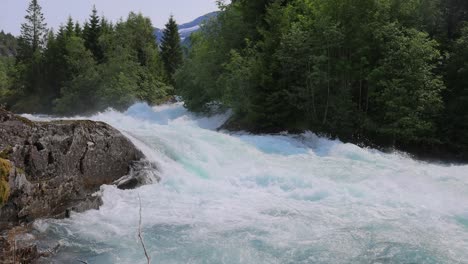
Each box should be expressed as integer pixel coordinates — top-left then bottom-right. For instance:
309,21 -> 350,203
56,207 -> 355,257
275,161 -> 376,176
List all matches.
160,15 -> 183,83
74,22 -> 82,37
83,6 -> 103,61
17,0 -> 47,61
11,0 -> 48,109
65,17 -> 75,37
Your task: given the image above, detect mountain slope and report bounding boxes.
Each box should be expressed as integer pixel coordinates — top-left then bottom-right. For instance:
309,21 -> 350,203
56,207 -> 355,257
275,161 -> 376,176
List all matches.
154,12 -> 218,45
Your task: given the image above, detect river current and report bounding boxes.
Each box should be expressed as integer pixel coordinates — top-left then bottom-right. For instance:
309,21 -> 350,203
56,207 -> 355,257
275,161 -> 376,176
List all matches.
26,102 -> 468,264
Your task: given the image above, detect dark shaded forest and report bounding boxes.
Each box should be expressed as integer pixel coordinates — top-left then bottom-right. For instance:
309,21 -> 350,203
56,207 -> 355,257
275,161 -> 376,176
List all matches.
175,0 -> 468,161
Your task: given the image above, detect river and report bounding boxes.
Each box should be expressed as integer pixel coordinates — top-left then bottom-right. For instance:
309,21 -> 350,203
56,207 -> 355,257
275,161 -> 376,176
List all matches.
27,102 -> 468,264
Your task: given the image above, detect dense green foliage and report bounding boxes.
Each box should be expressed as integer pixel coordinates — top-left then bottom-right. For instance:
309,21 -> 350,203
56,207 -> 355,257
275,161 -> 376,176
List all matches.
0,1 -> 175,115
0,57 -> 14,105
0,31 -> 15,105
443,24 -> 468,156
2,0 -> 468,159
176,0 -> 468,159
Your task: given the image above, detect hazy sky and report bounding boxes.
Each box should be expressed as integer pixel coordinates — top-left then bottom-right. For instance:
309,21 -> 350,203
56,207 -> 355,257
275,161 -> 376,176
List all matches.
1,0 -> 220,35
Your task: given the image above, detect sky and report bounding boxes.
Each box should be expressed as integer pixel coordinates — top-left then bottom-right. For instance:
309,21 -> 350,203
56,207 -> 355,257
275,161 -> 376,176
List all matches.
1,0 -> 220,35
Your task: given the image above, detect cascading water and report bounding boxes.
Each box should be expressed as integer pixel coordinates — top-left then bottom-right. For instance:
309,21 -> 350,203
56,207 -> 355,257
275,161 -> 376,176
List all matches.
27,103 -> 468,264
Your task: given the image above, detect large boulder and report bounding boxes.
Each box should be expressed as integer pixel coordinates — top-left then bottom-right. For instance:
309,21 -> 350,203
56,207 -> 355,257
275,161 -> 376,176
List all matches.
0,108 -> 145,229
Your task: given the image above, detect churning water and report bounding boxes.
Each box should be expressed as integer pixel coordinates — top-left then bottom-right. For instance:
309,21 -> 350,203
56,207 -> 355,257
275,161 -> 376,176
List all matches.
28,103 -> 468,264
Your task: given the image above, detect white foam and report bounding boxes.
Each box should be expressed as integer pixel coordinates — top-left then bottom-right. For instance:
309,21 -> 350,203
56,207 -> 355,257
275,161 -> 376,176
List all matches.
32,103 -> 468,264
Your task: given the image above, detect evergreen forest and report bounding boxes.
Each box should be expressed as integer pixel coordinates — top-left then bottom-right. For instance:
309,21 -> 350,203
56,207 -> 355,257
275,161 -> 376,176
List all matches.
1,0 -> 468,160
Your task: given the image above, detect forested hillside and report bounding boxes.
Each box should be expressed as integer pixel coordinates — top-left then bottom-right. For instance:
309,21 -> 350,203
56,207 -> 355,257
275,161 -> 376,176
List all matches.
175,0 -> 468,160
0,31 -> 17,57
0,1 -> 181,115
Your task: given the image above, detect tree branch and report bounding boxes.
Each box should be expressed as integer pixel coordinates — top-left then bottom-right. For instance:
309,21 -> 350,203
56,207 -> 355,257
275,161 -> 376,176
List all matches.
138,193 -> 151,264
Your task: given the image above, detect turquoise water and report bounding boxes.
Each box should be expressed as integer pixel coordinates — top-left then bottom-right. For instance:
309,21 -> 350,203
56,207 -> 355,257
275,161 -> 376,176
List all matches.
28,103 -> 468,264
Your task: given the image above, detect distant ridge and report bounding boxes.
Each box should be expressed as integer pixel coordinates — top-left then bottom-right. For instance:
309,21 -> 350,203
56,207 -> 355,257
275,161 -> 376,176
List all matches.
154,11 -> 218,45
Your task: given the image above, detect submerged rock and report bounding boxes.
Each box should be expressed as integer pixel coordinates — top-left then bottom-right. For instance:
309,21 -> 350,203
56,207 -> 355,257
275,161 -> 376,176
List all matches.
0,108 -> 145,229
115,160 -> 161,190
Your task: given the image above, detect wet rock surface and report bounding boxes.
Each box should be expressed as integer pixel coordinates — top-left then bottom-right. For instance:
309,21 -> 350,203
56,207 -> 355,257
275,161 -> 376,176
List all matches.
0,108 -> 145,229
115,160 -> 161,190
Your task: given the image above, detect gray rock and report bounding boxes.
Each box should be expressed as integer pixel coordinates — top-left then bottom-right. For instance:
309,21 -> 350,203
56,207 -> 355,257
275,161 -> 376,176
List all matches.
115,160 -> 161,190
0,108 -> 145,229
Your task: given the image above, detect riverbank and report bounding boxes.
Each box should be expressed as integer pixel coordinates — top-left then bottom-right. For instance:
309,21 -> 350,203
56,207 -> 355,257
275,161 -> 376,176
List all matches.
220,116 -> 468,164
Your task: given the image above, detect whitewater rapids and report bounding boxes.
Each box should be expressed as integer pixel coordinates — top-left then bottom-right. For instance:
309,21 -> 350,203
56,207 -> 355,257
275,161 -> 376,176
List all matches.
27,103 -> 468,264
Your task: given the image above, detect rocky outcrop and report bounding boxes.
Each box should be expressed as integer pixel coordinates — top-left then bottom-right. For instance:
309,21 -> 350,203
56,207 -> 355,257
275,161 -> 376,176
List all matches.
0,108 -> 145,230
0,225 -> 44,263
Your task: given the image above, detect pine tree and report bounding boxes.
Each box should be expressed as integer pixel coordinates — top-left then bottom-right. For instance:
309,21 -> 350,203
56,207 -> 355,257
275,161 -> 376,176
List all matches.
160,15 -> 183,83
11,0 -> 48,109
83,6 -> 103,61
74,22 -> 82,37
17,0 -> 47,61
65,17 -> 75,37
100,17 -> 113,35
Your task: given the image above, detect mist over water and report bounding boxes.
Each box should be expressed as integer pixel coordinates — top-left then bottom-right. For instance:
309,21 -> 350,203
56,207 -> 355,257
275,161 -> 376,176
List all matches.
28,103 -> 468,264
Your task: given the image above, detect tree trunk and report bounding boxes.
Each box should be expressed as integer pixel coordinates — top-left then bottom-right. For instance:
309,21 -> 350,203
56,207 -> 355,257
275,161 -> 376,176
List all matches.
322,46 -> 330,125
307,60 -> 318,123
358,66 -> 362,111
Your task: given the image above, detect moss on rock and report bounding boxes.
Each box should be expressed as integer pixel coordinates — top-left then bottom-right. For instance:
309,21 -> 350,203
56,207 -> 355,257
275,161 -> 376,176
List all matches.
0,146 -> 12,159
0,158 -> 11,206
16,115 -> 35,127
